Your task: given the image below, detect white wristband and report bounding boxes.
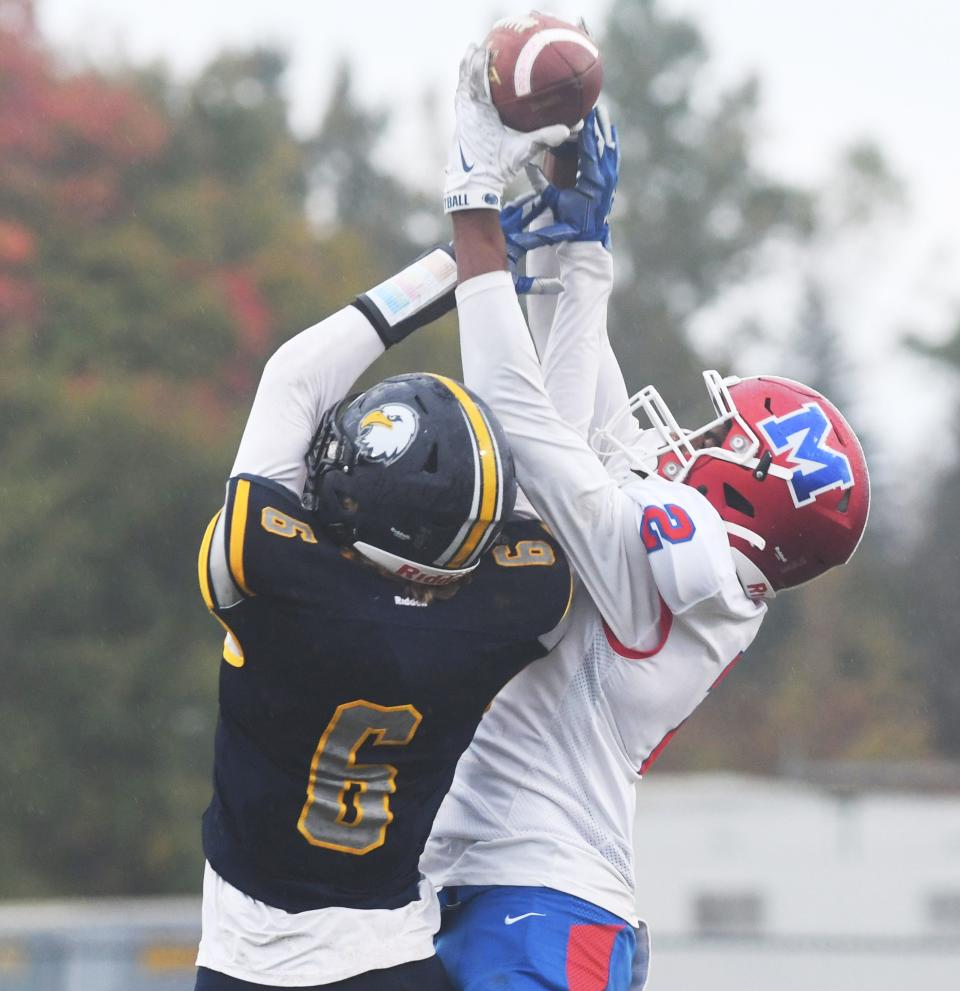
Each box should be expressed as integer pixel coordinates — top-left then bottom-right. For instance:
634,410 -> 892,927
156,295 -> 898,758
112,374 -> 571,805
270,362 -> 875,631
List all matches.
442,185 -> 503,213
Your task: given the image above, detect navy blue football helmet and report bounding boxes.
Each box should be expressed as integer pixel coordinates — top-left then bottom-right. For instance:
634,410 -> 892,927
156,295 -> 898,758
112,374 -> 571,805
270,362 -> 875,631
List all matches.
302,373 -> 516,585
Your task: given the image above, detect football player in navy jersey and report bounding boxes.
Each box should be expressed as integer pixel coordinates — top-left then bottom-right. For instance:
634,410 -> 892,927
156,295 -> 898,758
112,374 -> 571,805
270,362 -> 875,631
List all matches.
193,194 -> 574,986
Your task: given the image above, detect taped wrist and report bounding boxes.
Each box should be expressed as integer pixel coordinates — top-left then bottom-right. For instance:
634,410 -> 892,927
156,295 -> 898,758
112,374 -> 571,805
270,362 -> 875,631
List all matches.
352,244 -> 458,348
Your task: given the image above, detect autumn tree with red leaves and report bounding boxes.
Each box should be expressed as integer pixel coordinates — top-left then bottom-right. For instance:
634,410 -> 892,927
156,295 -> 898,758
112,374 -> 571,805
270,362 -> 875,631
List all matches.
0,0 -> 431,897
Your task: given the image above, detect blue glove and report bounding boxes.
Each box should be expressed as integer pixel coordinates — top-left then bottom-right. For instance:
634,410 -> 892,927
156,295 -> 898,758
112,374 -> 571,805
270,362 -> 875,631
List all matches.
499,191 -> 563,294
506,106 -> 620,257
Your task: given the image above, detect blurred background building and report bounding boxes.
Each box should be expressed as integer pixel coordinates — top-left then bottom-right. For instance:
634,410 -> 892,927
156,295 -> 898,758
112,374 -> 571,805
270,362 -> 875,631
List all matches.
2,771 -> 959,989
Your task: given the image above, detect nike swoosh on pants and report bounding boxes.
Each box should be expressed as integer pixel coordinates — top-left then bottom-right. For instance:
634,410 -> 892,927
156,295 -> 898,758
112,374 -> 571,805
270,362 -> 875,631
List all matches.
504,912 -> 546,925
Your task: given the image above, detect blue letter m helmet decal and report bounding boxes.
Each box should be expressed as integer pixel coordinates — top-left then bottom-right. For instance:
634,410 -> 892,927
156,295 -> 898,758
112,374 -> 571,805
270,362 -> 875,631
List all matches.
756,402 -> 854,507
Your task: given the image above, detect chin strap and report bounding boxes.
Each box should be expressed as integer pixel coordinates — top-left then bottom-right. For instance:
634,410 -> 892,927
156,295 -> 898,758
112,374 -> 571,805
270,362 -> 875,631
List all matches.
352,541 -> 476,587
724,523 -> 775,601
724,521 -> 765,550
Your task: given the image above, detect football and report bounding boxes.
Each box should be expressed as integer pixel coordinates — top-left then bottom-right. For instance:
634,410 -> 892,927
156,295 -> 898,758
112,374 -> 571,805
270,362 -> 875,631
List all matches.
484,11 -> 603,132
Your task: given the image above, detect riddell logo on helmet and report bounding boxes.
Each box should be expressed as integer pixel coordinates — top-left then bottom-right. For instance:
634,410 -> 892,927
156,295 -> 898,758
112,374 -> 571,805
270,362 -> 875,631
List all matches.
395,564 -> 461,586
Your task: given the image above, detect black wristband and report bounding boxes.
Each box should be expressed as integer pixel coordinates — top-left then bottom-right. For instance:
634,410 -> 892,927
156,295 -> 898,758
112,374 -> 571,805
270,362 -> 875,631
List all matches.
352,244 -> 458,349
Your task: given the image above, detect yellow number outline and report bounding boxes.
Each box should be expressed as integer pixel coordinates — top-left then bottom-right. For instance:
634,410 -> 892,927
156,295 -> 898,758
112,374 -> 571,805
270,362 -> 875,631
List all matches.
297,700 -> 422,855
493,539 -> 556,567
261,507 -> 318,543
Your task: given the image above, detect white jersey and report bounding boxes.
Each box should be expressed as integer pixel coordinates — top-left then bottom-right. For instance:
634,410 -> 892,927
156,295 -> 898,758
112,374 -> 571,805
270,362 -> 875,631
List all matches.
422,250 -> 766,924
421,476 -> 764,924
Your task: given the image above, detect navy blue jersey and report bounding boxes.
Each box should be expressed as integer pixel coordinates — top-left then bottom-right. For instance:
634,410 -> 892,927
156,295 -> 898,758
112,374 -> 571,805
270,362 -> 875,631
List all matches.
197,474 -> 571,914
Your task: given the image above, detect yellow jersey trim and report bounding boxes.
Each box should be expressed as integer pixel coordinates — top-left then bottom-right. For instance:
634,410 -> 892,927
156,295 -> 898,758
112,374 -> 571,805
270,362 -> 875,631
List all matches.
229,478 -> 254,596
198,507 -> 246,668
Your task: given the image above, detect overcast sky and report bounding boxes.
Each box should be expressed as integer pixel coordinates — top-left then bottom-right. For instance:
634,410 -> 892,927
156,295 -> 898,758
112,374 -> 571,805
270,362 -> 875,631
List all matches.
35,0 -> 959,226
34,0 -> 960,462
37,0 -> 959,313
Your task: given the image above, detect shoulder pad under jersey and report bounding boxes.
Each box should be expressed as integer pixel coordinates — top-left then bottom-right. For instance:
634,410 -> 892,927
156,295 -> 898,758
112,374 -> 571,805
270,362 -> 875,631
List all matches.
437,517 -> 573,639
625,474 -> 739,615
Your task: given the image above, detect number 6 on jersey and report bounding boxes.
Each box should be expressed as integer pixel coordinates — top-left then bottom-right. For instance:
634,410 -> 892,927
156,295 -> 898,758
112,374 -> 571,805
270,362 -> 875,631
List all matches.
298,700 -> 422,854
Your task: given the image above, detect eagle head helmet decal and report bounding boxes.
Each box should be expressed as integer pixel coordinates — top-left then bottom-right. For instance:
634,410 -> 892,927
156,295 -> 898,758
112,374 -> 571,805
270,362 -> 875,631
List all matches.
357,403 -> 419,465
301,373 -> 518,585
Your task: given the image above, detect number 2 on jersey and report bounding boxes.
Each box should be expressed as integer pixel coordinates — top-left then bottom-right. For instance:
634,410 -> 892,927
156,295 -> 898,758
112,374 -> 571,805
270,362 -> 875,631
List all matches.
640,503 -> 696,553
298,700 -> 422,855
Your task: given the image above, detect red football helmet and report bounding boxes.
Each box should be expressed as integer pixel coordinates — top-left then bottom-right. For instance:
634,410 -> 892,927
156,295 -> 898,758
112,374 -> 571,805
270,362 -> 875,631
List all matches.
604,371 -> 870,599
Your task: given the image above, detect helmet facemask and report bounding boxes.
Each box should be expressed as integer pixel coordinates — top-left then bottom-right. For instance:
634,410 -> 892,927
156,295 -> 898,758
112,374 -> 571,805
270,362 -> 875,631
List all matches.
598,371 -> 768,480
594,370 -> 870,600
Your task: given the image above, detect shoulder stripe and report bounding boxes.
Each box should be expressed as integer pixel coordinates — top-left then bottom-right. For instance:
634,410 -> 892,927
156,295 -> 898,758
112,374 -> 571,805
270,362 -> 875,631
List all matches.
560,567 -> 575,624
228,478 -> 254,596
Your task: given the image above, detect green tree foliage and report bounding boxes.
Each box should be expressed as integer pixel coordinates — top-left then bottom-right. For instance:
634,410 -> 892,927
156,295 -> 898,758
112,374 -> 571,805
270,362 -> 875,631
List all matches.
598,3 -> 934,773
0,371 -> 225,895
302,61 -> 462,385
0,3 -> 384,897
903,323 -> 960,755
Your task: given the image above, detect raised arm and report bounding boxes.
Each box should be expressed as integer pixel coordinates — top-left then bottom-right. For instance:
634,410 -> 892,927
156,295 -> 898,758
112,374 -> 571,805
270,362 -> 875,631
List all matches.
231,245 -> 460,493
453,215 -> 661,648
505,110 -> 621,445
230,307 -> 383,492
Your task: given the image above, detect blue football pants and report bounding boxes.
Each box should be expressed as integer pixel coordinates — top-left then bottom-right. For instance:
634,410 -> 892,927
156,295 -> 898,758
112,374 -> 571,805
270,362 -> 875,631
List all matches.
436,885 -> 648,991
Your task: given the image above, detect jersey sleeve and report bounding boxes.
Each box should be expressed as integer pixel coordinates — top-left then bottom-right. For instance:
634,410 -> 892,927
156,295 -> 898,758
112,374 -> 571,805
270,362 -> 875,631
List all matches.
457,271 -> 663,650
212,474 -> 337,603
514,239 -> 613,522
590,337 -> 647,482
470,518 -> 573,644
624,475 -> 738,616
532,239 -> 646,480
230,306 -> 384,494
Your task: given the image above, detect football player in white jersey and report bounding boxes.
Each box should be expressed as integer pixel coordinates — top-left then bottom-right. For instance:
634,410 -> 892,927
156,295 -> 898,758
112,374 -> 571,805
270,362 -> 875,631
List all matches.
421,45 -> 871,991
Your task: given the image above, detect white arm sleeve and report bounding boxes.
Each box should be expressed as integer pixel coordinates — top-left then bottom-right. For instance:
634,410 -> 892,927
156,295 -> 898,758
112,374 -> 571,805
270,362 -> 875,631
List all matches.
540,241 -> 612,441
523,214 -> 561,360
231,306 -> 384,494
588,337 -> 648,482
525,230 -> 641,471
458,270 -> 662,648
516,225 -> 612,511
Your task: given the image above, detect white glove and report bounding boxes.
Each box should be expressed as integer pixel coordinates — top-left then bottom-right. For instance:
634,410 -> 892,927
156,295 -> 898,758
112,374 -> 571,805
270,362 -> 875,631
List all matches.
442,44 -> 571,213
